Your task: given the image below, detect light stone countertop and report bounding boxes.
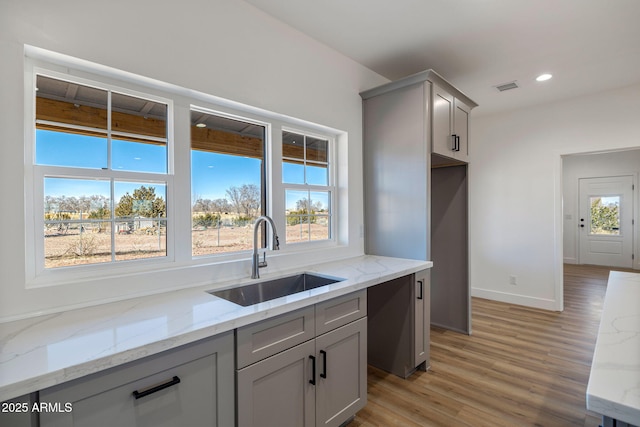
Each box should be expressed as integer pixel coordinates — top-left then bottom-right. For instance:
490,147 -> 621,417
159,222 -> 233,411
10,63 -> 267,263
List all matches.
0,255 -> 431,402
586,271 -> 640,425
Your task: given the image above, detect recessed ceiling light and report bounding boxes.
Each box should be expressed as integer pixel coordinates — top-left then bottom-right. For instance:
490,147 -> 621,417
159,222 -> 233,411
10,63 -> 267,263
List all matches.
196,123 -> 206,128
536,73 -> 553,82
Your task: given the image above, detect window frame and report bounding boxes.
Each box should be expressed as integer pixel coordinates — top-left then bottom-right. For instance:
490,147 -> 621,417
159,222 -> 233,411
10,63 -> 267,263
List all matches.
281,127 -> 336,246
24,55 -> 342,290
189,105 -> 272,258
26,68 -> 175,285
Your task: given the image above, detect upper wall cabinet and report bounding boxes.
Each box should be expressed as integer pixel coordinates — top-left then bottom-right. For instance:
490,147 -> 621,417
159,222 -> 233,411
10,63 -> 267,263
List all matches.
361,69 -> 477,164
432,84 -> 472,163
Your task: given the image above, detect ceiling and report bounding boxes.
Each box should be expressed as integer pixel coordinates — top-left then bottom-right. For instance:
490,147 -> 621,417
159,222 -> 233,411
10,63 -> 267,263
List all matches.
245,0 -> 640,116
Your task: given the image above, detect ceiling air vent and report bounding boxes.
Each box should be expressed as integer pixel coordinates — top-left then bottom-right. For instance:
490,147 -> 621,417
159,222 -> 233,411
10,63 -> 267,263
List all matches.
494,81 -> 519,92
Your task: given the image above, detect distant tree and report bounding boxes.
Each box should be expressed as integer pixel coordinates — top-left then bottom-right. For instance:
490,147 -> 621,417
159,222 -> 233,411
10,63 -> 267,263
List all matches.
192,198 -> 212,213
287,198 -> 324,226
193,212 -> 221,228
115,193 -> 134,218
193,197 -> 232,214
88,203 -> 110,232
115,186 -> 166,218
295,198 -> 324,213
212,198 -> 232,213
56,195 -> 79,213
88,206 -> 110,219
226,184 -> 260,217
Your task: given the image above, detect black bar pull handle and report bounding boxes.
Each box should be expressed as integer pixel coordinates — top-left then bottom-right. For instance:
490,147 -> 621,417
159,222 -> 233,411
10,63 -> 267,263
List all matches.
320,350 -> 327,379
309,355 -> 316,385
132,376 -> 180,400
417,280 -> 424,300
456,135 -> 461,151
451,134 -> 457,151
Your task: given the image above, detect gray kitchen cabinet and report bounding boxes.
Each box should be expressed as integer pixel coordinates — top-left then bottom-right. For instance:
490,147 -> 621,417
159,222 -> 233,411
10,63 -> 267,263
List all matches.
236,291 -> 367,427
39,331 -> 234,427
367,270 -> 430,378
315,317 -> 367,427
413,269 -> 430,366
0,394 -> 38,427
361,70 -> 476,335
433,83 -> 471,163
237,339 -> 316,427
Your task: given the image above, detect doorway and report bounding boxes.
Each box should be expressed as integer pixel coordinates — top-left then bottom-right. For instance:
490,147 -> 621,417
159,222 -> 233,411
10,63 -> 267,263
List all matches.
578,176 -> 634,268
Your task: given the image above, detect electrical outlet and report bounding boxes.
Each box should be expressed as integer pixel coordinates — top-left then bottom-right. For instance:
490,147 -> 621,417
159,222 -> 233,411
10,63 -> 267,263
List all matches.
509,275 -> 517,286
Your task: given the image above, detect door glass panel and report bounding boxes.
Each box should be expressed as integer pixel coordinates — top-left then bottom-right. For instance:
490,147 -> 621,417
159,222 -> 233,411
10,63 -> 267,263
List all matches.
590,196 -> 620,235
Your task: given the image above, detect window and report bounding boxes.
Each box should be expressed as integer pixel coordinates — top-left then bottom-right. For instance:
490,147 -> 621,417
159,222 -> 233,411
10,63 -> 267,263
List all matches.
190,109 -> 266,256
35,74 -> 170,269
590,196 -> 621,235
26,52 -> 343,289
282,131 -> 333,243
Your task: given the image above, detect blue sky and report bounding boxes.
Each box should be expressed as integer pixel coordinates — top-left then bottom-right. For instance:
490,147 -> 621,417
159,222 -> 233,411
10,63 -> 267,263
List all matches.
191,150 -> 261,200
38,129 -> 328,207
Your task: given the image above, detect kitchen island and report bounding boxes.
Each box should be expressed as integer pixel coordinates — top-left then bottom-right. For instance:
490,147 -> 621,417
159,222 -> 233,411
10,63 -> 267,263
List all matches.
587,271 -> 640,426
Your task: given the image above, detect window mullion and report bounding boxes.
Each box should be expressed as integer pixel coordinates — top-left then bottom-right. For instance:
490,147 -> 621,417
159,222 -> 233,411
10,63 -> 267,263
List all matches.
110,178 -> 116,262
107,90 -> 112,171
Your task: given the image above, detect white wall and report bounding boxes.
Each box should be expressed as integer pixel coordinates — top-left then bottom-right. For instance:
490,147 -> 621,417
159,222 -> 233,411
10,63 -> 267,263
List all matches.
562,150 -> 640,267
470,83 -> 640,310
0,0 -> 388,320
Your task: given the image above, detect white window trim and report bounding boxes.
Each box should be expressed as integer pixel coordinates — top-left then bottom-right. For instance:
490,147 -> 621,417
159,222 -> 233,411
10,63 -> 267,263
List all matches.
280,126 -> 337,248
24,47 -> 346,291
26,67 -> 176,287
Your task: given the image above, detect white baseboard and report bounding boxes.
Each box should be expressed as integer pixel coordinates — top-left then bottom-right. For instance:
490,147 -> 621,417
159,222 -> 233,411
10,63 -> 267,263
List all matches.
471,288 -> 559,311
563,257 -> 577,264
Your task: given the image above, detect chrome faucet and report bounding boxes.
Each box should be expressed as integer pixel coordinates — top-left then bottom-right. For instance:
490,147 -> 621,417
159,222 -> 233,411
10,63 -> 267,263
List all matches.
251,215 -> 280,279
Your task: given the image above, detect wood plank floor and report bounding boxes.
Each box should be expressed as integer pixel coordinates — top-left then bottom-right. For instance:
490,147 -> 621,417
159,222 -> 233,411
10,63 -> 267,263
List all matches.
351,264 -> 630,427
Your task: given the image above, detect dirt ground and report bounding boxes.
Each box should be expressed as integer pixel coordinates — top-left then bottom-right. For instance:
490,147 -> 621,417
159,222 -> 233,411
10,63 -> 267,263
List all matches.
44,223 -> 330,268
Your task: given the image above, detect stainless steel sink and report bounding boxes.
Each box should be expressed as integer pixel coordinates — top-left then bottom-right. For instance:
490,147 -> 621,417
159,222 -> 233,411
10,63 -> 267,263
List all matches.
209,273 -> 344,306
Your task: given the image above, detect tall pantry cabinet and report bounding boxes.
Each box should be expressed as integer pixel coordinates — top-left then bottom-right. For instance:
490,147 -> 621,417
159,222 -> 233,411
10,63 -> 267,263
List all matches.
361,70 -> 477,334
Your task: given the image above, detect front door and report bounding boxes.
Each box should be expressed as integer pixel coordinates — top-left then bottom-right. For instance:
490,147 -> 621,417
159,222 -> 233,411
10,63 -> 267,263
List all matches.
578,176 -> 634,268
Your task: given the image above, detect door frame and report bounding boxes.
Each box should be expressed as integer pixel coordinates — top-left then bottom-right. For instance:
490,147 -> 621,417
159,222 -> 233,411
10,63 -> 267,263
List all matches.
556,148 -> 640,311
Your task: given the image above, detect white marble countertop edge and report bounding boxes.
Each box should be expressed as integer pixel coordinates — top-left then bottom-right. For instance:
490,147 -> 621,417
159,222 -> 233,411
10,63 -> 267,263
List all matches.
586,270 -> 640,425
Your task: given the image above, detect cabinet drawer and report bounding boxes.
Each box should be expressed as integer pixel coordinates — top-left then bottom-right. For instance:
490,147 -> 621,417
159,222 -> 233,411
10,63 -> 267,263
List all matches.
315,290 -> 366,336
40,332 -> 234,427
237,306 -> 315,368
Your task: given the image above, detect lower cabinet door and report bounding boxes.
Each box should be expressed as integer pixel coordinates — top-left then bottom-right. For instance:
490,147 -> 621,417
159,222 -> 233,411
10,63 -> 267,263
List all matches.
315,317 -> 367,427
414,270 -> 430,369
40,332 -> 234,427
237,339 -> 316,427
